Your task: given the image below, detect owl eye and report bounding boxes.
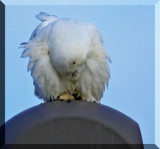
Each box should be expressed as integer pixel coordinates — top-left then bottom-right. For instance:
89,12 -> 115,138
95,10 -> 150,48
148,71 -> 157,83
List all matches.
73,61 -> 76,65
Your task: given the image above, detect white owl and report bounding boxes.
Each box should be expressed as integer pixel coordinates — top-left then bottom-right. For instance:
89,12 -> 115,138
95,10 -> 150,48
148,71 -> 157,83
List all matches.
21,12 -> 111,103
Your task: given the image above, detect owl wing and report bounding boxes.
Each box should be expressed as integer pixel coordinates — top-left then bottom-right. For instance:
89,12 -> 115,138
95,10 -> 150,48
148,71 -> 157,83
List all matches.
21,14 -> 63,102
79,23 -> 111,102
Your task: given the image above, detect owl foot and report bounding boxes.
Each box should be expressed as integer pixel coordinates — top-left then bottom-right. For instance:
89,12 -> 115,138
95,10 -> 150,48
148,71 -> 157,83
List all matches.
72,92 -> 81,100
58,93 -> 74,101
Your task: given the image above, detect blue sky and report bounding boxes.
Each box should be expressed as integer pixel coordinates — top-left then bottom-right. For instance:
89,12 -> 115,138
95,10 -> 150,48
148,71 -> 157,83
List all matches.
5,5 -> 155,144
2,0 -> 159,5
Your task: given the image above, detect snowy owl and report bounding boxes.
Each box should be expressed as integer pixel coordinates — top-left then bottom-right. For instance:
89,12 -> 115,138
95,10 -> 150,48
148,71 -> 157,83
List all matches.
20,12 -> 111,103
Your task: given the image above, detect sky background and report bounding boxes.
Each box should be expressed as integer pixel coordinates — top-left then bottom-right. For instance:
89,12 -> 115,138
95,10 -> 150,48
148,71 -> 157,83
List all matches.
5,5 -> 155,144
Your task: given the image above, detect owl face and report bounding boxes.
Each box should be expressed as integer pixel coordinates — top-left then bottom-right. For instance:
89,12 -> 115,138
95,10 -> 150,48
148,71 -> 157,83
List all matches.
51,56 -> 86,81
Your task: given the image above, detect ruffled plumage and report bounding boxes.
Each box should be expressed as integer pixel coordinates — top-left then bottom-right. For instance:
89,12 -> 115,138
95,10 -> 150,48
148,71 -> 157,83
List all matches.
21,12 -> 111,103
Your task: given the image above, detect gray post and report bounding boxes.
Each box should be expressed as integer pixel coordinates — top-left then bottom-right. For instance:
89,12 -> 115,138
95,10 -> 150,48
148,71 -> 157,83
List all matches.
5,100 -> 143,148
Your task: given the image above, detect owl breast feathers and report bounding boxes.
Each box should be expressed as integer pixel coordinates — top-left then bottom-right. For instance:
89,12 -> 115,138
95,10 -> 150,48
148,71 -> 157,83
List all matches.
21,12 -> 111,103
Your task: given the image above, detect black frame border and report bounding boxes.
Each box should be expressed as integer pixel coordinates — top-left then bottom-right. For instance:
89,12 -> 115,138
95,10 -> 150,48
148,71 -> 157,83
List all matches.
0,1 -> 5,148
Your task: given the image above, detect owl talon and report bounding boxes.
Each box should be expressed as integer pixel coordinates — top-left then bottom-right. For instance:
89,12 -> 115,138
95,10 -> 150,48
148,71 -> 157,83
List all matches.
58,93 -> 74,101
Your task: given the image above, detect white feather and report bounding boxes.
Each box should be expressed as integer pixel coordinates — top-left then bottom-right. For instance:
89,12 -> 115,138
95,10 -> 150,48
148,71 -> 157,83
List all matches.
21,12 -> 111,102
30,12 -> 58,40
